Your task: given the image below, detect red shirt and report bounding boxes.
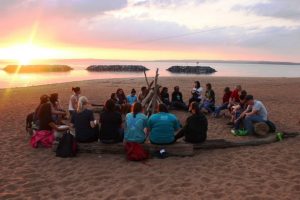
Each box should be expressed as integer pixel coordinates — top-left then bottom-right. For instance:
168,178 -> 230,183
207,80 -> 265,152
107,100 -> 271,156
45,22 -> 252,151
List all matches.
230,89 -> 240,102
223,91 -> 232,103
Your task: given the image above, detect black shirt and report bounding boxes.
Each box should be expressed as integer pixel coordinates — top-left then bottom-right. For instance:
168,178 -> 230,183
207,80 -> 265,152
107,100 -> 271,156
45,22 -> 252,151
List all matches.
99,111 -> 122,142
172,91 -> 184,103
71,109 -> 97,142
183,113 -> 208,143
38,103 -> 54,131
160,92 -> 170,104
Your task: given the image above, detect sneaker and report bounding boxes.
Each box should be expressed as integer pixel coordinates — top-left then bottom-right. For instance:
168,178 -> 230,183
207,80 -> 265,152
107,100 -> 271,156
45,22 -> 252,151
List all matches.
231,129 -> 238,136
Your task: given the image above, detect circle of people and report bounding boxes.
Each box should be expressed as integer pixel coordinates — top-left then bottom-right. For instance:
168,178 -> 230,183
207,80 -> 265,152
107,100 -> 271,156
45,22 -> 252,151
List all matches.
30,81 -> 269,148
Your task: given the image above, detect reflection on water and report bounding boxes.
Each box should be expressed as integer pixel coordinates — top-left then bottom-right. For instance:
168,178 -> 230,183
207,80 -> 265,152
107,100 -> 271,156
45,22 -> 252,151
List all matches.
0,60 -> 300,89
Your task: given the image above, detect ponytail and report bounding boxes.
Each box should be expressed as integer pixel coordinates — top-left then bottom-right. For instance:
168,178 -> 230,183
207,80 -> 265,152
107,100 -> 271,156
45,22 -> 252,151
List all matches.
132,102 -> 143,118
77,96 -> 88,113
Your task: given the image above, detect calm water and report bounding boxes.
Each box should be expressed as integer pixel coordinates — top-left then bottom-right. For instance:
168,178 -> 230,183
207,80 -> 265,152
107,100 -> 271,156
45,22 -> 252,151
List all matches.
0,59 -> 300,89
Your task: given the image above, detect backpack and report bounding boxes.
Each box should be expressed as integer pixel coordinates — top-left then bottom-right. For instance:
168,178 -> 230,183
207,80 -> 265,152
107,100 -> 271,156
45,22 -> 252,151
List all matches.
26,112 -> 34,131
125,142 -> 149,161
56,132 -> 77,158
266,120 -> 276,133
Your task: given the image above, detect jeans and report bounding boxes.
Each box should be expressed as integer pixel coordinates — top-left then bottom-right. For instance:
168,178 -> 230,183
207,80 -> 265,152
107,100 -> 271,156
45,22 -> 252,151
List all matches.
214,103 -> 228,116
234,111 -> 243,130
243,115 -> 266,134
200,100 -> 215,113
171,101 -> 188,110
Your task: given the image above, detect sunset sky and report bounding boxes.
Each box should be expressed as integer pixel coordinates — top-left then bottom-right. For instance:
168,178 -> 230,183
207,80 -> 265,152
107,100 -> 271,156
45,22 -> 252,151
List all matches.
0,0 -> 299,63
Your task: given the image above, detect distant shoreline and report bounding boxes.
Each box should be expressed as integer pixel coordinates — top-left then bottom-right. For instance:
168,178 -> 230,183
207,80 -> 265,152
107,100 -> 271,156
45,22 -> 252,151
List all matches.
0,59 -> 300,66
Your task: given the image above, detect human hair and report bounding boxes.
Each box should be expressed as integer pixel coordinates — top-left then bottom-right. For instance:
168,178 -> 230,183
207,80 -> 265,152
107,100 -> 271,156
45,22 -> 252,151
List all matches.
206,83 -> 212,90
158,103 -> 168,113
105,99 -> 115,112
224,87 -> 230,93
40,95 -> 49,104
132,102 -> 143,118
72,87 -> 80,93
111,93 -> 116,99
77,96 -> 88,113
160,87 -> 168,95
131,88 -> 136,94
194,81 -> 200,88
236,85 -> 242,91
49,93 -> 58,105
141,86 -> 147,91
241,90 -> 247,96
38,102 -> 51,120
174,86 -> 179,91
191,102 -> 201,115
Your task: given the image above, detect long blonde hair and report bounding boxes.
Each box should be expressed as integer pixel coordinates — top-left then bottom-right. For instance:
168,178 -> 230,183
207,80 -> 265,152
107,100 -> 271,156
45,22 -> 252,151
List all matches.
77,96 -> 88,113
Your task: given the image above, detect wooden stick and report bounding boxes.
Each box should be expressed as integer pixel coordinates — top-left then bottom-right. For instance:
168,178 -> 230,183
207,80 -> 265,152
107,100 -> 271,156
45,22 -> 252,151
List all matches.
144,70 -> 150,88
151,68 -> 159,114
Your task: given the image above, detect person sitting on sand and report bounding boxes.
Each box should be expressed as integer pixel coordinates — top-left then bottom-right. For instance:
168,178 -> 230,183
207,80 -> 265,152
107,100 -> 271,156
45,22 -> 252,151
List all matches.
189,81 -> 203,106
49,93 -> 66,123
71,96 -> 99,143
68,87 -> 81,118
99,100 -> 123,143
200,83 -> 215,113
147,104 -> 181,145
137,86 -> 148,103
124,103 -> 148,144
31,102 -> 69,148
126,89 -> 137,106
33,94 -> 50,126
160,87 -> 171,106
228,85 -> 242,108
175,102 -> 208,143
242,95 -> 268,134
171,86 -> 188,110
116,88 -> 127,105
213,87 -> 232,117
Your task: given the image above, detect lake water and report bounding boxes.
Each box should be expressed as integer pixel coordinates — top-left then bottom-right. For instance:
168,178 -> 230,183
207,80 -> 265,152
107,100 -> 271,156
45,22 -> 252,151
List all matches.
0,59 -> 300,89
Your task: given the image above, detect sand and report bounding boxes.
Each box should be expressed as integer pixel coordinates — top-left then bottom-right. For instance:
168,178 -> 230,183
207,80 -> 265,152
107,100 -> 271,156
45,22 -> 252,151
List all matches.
0,76 -> 300,200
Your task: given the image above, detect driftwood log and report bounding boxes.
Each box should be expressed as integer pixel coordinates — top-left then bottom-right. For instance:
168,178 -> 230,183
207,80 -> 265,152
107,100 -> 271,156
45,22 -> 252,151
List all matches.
78,142 -> 194,156
193,132 -> 300,150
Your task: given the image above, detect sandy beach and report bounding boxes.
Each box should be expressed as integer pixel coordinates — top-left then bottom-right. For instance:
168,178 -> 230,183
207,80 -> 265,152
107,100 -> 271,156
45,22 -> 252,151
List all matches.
1,76 -> 300,200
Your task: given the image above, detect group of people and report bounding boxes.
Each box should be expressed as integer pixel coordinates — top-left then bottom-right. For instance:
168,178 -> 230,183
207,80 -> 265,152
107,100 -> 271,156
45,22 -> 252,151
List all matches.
29,80 -> 270,149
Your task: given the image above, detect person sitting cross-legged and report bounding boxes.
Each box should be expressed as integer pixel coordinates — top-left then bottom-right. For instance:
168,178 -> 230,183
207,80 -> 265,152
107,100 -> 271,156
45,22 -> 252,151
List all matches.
200,83 -> 215,113
171,86 -> 188,110
213,87 -> 232,117
147,104 -> 181,145
175,102 -> 208,143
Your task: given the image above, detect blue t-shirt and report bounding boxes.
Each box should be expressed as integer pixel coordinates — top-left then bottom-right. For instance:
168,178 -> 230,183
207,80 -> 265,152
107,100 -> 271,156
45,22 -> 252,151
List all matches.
147,112 -> 180,144
124,113 -> 148,143
127,95 -> 137,105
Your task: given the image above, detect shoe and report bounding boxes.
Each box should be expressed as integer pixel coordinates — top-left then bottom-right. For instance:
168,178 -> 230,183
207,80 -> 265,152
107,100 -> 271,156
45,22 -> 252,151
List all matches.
231,129 -> 238,136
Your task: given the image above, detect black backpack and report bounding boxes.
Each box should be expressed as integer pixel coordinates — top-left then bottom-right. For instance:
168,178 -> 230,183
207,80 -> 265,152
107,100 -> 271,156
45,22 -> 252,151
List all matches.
56,132 -> 77,158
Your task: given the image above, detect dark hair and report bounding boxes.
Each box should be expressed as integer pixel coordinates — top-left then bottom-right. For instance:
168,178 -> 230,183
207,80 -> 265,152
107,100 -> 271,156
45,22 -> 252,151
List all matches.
49,93 -> 58,104
245,95 -> 254,101
206,83 -> 212,90
105,99 -> 115,112
141,86 -> 147,91
72,87 -> 80,93
111,93 -> 116,99
116,88 -> 124,94
240,94 -> 247,101
40,95 -> 49,104
38,102 -> 52,120
191,102 -> 201,115
174,86 -> 179,91
132,102 -> 143,118
194,81 -> 200,88
241,90 -> 247,96
131,88 -> 136,94
158,103 -> 168,113
224,87 -> 230,93
160,87 -> 168,95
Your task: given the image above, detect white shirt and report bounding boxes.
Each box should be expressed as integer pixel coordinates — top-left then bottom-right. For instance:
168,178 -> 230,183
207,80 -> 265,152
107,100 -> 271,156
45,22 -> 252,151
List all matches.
253,100 -> 268,121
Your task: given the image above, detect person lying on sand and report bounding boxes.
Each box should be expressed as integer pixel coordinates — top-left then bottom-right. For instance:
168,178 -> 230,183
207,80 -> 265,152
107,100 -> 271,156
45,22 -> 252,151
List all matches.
175,102 -> 208,143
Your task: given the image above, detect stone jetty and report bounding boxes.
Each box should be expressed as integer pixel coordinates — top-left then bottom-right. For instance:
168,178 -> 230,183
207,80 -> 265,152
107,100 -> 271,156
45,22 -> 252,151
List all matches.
167,66 -> 217,74
86,65 -> 149,72
3,65 -> 73,73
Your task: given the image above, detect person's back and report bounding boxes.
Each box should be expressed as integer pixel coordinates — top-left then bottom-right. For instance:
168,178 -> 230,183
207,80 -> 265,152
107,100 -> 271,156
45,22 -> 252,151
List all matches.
99,100 -> 123,143
72,109 -> 98,142
253,100 -> 268,120
125,112 -> 148,143
148,104 -> 180,144
184,113 -> 207,143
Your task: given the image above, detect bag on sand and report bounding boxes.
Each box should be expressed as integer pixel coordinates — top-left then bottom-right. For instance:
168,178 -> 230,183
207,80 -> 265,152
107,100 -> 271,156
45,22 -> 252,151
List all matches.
125,142 -> 149,161
56,132 -> 77,158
